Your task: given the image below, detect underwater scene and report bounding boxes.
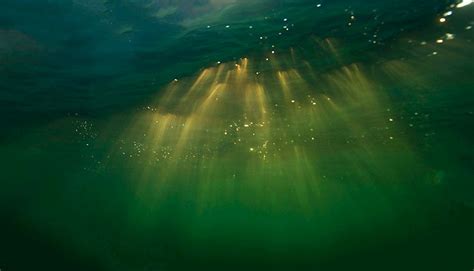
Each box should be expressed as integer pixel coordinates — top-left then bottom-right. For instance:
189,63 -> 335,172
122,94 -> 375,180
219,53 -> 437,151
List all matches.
0,0 -> 473,270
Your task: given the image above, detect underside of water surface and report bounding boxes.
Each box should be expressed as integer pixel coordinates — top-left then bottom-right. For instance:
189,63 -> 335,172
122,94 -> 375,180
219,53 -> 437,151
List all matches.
0,1 -> 473,270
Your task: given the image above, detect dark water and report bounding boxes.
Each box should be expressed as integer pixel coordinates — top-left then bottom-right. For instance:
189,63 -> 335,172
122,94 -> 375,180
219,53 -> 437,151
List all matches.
0,1 -> 473,270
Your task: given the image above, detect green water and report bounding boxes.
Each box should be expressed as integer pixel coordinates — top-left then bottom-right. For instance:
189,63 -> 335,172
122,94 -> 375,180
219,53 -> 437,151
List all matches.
0,1 -> 473,270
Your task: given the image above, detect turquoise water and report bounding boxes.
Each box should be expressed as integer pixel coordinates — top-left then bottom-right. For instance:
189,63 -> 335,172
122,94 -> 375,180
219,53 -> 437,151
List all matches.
0,1 -> 473,270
